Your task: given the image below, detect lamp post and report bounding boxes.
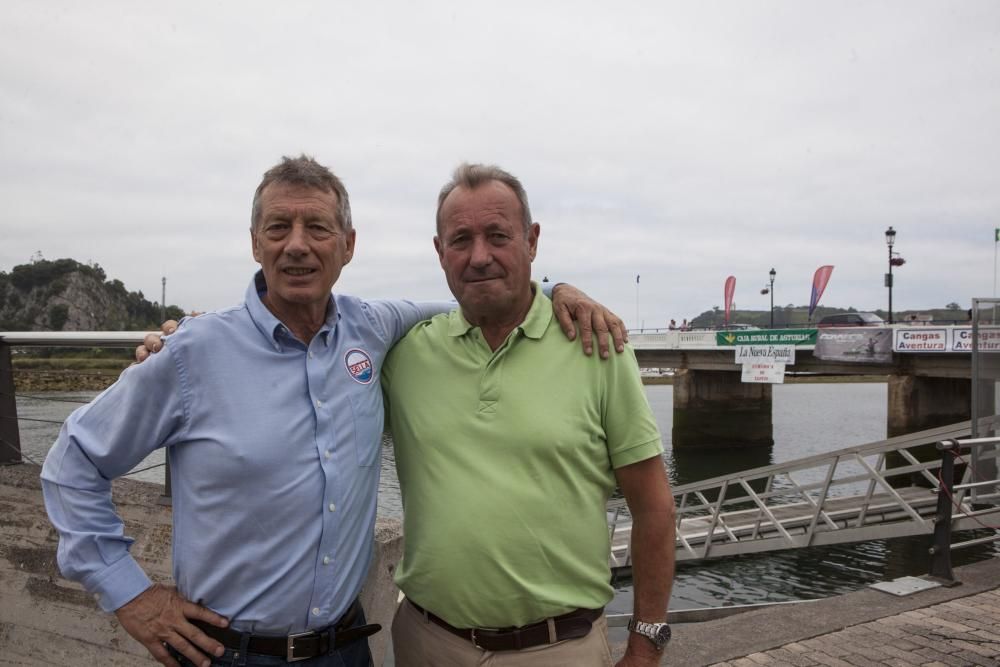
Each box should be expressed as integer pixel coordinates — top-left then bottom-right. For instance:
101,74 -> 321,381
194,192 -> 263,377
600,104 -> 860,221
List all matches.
768,268 -> 776,328
885,226 -> 896,324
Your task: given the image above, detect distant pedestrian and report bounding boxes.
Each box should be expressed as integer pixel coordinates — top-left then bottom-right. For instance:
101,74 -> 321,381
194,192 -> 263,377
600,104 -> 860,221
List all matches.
680,318 -> 689,331
668,319 -> 677,330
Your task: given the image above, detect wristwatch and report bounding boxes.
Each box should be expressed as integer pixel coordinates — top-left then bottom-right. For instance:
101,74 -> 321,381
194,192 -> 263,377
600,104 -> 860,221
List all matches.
627,618 -> 671,650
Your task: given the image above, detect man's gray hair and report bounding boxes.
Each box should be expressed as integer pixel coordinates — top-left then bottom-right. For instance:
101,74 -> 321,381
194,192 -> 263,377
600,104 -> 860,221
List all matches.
250,155 -> 352,232
436,163 -> 533,235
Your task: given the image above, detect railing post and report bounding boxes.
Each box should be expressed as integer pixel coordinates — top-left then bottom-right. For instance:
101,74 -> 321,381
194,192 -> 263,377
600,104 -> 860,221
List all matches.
157,455 -> 172,506
928,439 -> 961,586
0,342 -> 22,465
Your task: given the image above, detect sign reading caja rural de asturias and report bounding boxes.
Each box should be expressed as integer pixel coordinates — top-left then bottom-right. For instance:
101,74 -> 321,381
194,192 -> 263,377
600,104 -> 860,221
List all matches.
716,329 -> 817,346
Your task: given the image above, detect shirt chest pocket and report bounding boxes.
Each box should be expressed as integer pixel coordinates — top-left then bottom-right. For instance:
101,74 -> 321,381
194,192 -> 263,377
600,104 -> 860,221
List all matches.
349,386 -> 384,467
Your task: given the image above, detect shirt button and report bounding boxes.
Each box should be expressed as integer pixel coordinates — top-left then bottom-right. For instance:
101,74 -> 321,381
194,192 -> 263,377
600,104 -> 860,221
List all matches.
328,503 -> 336,512
323,556 -> 331,565
324,450 -> 332,460
312,607 -> 321,616
315,399 -> 323,408
308,351 -> 314,359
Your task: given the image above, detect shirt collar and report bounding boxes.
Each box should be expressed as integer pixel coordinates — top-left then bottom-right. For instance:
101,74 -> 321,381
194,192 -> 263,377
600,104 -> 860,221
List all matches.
446,282 -> 551,340
246,270 -> 338,348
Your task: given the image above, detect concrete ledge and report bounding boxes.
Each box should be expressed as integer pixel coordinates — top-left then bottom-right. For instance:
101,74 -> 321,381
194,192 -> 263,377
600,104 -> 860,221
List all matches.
612,555 -> 1000,666
0,463 -> 402,666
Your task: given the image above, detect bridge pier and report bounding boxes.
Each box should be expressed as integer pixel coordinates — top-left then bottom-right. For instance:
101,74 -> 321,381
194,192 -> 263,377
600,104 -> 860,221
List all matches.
672,369 -> 773,448
887,376 -> 971,437
886,375 -> 974,486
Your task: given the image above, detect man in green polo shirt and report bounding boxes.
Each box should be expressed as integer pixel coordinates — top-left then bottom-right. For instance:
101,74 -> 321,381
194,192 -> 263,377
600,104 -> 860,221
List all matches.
383,163 -> 676,666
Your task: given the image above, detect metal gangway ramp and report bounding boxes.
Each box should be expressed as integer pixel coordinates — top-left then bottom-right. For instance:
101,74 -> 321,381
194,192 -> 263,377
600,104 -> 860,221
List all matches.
607,418 -> 1000,570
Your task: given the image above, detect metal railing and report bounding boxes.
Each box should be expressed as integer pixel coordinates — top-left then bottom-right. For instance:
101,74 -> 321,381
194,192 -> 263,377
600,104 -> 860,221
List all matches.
608,418 -> 1000,572
0,332 -> 168,498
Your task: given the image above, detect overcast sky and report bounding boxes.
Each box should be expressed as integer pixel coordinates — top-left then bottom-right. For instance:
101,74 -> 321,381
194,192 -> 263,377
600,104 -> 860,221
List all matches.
2,1 -> 998,329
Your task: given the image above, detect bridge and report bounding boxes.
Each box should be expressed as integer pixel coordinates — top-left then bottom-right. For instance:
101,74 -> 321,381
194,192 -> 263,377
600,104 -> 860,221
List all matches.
628,325 -> 991,448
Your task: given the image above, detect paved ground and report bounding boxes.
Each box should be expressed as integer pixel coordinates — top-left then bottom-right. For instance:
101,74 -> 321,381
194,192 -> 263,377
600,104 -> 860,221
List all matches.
709,589 -> 1000,667
622,556 -> 1000,666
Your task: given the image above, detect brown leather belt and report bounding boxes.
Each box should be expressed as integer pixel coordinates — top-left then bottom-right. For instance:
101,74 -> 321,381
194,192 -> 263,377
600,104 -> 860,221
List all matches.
408,599 -> 602,652
192,599 -> 381,662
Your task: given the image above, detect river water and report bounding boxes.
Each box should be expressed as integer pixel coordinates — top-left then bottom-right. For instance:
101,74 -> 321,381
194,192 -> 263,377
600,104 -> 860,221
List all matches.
13,382 -> 998,616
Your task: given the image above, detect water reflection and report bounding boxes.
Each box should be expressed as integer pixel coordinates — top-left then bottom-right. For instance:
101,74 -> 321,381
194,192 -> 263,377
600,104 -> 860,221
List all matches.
668,445 -> 773,488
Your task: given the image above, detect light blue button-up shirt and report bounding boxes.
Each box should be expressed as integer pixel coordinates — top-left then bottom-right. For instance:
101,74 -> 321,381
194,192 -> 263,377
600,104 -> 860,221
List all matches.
41,272 -> 448,633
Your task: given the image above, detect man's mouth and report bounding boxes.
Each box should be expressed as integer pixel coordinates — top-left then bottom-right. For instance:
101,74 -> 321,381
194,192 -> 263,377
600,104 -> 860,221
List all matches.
282,267 -> 316,276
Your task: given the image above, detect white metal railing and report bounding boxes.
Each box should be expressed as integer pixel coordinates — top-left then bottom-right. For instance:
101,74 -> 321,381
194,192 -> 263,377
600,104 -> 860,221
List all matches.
607,417 -> 1000,570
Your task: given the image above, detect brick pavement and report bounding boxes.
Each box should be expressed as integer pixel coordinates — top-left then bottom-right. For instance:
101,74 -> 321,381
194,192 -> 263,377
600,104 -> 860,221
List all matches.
708,589 -> 1000,667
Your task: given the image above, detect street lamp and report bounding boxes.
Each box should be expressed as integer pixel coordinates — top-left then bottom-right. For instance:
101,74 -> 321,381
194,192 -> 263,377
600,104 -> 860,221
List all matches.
768,268 -> 776,328
885,226 -> 897,324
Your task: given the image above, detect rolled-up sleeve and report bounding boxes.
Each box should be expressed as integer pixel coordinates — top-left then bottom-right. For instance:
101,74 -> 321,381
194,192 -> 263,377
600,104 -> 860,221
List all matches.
40,344 -> 188,612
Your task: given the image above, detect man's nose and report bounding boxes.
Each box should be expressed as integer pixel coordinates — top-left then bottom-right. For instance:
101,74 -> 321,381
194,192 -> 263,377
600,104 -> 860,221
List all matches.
469,237 -> 492,267
284,223 -> 310,255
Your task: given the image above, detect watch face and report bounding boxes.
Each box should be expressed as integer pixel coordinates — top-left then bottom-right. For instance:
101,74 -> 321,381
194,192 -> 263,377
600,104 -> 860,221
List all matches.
655,623 -> 672,645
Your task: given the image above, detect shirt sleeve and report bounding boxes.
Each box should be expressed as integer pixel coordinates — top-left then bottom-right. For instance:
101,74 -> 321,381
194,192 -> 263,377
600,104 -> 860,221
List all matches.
40,343 -> 189,612
602,345 -> 664,469
363,299 -> 454,346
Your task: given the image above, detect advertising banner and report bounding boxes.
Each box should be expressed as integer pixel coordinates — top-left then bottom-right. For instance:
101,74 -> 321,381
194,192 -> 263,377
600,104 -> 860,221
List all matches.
894,328 -> 948,352
734,345 -> 796,364
808,265 -> 835,318
716,329 -> 817,346
724,276 -> 736,325
741,362 -> 785,384
814,328 -> 893,363
951,327 -> 1000,352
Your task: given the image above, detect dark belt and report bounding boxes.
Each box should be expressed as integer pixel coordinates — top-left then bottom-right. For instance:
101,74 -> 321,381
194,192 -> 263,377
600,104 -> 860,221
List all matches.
192,599 -> 381,662
408,599 -> 602,652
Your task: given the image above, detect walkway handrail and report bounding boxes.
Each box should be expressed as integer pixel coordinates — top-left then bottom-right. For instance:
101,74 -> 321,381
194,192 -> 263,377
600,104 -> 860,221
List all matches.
607,417 -> 1000,570
929,435 -> 1000,584
0,331 -> 153,346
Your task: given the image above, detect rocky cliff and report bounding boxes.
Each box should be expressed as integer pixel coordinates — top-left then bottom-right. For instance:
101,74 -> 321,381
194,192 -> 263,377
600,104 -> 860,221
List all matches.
0,258 -> 184,331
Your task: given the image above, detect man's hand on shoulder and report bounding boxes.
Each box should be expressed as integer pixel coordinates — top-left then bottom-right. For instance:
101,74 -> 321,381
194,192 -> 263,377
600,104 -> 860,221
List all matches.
550,283 -> 628,359
115,583 -> 228,667
133,320 -> 178,365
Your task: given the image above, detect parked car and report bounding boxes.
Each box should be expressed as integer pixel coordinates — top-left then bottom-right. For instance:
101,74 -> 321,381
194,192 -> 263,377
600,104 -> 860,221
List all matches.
817,312 -> 885,328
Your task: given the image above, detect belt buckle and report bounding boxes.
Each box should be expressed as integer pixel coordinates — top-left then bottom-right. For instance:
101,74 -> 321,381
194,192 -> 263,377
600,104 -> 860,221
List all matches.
470,627 -> 500,651
286,630 -> 314,662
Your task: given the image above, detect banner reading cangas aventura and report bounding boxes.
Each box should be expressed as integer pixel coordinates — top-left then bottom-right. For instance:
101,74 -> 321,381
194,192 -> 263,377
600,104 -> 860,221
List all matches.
894,327 -> 1000,352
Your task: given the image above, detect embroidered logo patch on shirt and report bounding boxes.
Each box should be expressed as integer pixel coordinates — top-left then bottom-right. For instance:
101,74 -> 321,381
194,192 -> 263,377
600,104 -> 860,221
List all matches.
345,348 -> 374,384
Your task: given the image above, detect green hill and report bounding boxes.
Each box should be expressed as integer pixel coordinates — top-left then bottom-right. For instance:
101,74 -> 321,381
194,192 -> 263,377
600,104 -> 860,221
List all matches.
0,258 -> 184,331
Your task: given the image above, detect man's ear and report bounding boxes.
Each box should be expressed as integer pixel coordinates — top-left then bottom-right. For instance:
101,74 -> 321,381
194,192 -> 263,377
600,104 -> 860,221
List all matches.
343,229 -> 357,265
251,229 -> 261,263
434,236 -> 444,264
527,223 -> 540,261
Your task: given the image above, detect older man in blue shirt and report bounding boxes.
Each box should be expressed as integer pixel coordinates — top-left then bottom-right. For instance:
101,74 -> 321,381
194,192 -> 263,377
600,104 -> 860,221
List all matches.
40,155 -> 624,667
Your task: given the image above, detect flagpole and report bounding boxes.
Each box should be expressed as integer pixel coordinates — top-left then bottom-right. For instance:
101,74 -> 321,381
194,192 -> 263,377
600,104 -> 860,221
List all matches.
635,275 -> 640,331
994,228 -> 998,298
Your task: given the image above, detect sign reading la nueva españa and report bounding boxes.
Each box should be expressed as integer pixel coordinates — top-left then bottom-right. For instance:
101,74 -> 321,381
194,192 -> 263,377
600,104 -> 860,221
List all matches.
734,345 -> 796,364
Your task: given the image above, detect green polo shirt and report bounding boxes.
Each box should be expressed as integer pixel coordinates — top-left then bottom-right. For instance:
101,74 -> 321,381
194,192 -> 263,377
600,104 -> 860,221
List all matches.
382,285 -> 663,628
